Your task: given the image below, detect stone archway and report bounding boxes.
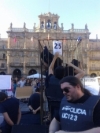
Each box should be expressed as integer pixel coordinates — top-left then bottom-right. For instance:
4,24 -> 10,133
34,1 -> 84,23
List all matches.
13,69 -> 21,78
0,72 -> 6,75
28,69 -> 37,75
90,73 -> 97,77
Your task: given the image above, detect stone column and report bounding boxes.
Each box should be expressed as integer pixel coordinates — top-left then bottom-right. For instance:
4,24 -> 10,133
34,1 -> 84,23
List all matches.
71,23 -> 74,31
85,38 -> 89,75
43,19 -> 45,31
33,23 -> 36,31
39,19 -> 41,29
51,20 -> 53,29
23,33 -> 26,76
86,54 -> 90,75
7,36 -> 10,74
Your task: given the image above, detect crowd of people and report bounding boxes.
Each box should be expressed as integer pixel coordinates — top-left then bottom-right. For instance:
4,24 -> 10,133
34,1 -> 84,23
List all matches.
0,46 -> 100,133
4,77 -> 43,97
0,76 -> 44,133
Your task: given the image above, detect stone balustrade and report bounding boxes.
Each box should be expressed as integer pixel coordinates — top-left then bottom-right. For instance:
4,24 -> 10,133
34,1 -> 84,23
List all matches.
8,28 -> 34,32
89,57 -> 100,60
90,67 -> 100,71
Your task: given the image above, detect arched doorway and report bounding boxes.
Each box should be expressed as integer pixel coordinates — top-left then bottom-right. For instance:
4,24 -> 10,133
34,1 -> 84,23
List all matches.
0,72 -> 6,75
13,69 -> 21,78
90,73 -> 97,77
28,69 -> 37,75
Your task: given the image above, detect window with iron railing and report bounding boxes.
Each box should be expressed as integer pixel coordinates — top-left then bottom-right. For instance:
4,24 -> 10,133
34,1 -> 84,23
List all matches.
91,64 -> 95,67
1,63 -> 5,68
3,53 -> 5,59
2,45 -> 6,49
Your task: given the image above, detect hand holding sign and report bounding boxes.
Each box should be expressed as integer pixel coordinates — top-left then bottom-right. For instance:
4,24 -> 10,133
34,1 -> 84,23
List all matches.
55,52 -> 60,57
53,41 -> 62,55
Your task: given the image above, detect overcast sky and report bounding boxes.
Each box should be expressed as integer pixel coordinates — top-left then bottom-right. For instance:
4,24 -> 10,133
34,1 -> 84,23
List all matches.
0,0 -> 99,39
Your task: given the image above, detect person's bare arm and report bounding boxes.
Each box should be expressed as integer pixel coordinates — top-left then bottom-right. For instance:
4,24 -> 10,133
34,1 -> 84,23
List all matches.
17,107 -> 21,125
3,112 -> 14,126
55,127 -> 100,133
29,105 -> 41,114
68,62 -> 85,79
35,106 -> 41,112
49,53 -> 59,75
49,118 -> 60,133
28,105 -> 33,111
33,106 -> 41,114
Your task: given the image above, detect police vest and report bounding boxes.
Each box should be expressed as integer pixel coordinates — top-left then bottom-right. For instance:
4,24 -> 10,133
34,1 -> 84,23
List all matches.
59,95 -> 100,131
46,75 -> 63,101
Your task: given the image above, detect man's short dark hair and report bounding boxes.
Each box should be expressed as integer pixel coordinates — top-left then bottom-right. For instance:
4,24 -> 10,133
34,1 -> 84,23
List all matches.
54,66 -> 65,80
0,92 -> 8,102
35,87 -> 41,92
60,76 -> 84,92
71,59 -> 79,67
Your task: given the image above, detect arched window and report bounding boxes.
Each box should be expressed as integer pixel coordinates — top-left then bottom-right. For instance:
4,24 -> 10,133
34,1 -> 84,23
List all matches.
28,69 -> 37,75
46,20 -> 51,29
0,72 -> 6,75
3,53 -> 5,59
41,21 -> 44,29
54,22 -> 57,29
90,73 -> 97,77
13,69 -> 21,78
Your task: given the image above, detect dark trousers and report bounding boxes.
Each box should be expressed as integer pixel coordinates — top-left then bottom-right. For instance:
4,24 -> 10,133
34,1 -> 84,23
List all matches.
20,112 -> 41,125
0,121 -> 12,133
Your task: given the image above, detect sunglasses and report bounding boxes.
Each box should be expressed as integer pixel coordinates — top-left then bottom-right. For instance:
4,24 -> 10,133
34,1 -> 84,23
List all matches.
62,88 -> 70,93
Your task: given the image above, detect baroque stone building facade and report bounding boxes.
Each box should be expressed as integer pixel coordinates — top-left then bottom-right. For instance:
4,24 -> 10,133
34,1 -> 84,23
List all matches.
0,12 -> 100,77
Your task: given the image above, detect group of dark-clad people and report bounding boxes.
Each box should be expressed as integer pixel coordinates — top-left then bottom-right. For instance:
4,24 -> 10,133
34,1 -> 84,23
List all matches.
0,46 -> 100,133
41,46 -> 100,133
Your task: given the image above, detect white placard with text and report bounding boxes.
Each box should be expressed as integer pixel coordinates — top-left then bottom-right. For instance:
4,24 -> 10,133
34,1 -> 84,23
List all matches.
53,41 -> 62,55
0,75 -> 11,90
81,78 -> 99,95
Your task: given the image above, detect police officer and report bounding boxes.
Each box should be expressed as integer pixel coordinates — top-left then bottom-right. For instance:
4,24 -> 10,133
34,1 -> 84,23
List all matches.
49,76 -> 100,133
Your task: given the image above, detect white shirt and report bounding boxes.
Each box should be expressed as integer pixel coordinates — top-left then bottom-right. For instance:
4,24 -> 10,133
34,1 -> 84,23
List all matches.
17,80 -> 26,88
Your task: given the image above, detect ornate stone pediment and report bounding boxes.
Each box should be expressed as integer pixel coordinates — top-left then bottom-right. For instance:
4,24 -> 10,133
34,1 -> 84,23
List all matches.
39,12 -> 59,18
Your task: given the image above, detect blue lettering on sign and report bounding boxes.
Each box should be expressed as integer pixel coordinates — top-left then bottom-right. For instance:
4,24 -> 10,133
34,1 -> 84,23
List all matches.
54,42 -> 61,49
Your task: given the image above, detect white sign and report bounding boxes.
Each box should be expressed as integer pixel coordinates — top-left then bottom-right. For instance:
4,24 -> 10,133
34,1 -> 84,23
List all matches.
0,75 -> 11,90
53,41 -> 62,55
81,78 -> 100,95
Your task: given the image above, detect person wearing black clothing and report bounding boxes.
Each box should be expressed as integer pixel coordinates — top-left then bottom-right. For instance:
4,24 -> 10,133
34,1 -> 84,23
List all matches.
49,76 -> 100,133
0,92 -> 21,133
65,59 -> 81,76
28,88 -> 41,114
41,46 -> 63,70
46,53 -> 84,120
25,79 -> 31,86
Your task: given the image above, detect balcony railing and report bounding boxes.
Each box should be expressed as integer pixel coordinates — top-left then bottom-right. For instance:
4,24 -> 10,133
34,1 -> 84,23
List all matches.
26,62 -> 40,67
90,67 -> 100,71
7,28 -> 34,32
63,29 -> 87,33
90,48 -> 100,51
0,67 -> 7,70
0,38 -> 7,41
10,63 -> 23,67
0,48 -> 39,52
7,27 -> 88,33
89,57 -> 100,60
0,57 -> 7,60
